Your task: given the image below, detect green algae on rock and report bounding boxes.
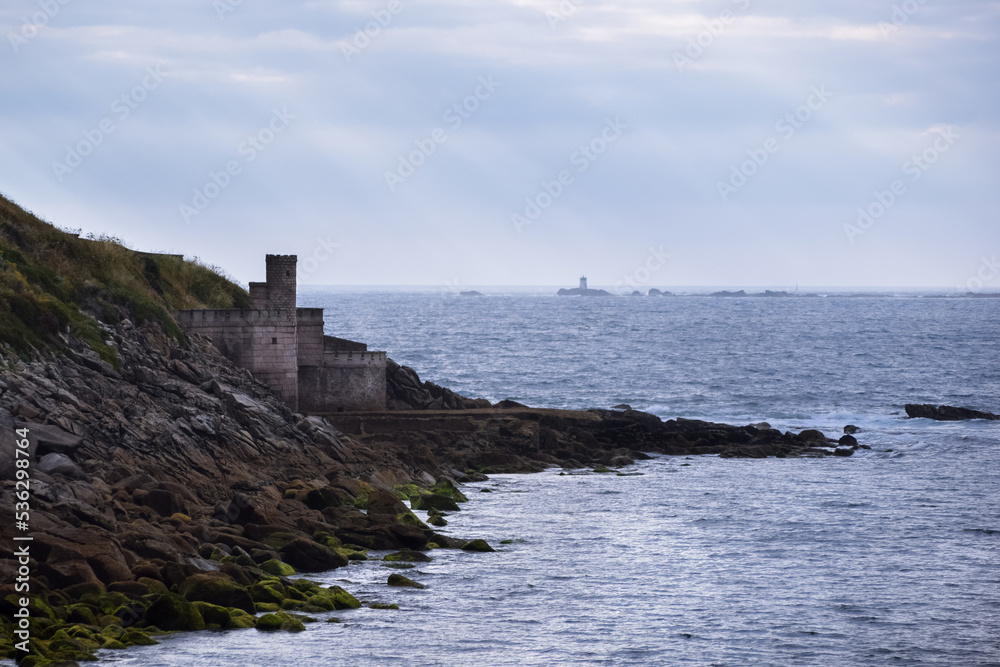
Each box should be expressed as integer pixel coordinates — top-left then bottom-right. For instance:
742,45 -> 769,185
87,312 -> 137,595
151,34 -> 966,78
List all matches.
387,574 -> 426,589
461,539 -> 496,552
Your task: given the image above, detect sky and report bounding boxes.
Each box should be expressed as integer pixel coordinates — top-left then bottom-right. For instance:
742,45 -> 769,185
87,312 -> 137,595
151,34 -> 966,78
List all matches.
1,0 -> 998,289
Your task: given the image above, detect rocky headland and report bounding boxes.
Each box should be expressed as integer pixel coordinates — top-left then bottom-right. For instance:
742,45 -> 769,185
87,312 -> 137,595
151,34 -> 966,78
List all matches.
0,194 -> 867,665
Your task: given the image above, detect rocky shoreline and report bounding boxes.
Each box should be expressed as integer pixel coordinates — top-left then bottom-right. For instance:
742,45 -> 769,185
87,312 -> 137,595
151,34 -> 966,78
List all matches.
1,318 -> 865,666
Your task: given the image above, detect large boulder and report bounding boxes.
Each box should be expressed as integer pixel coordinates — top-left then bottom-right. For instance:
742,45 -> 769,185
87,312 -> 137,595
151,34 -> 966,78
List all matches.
410,493 -> 460,512
279,539 -> 348,572
904,404 -> 999,421
37,453 -> 90,481
144,593 -> 206,631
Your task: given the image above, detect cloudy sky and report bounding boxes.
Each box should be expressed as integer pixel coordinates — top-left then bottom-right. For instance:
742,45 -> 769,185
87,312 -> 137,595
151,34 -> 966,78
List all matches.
1,0 -> 997,288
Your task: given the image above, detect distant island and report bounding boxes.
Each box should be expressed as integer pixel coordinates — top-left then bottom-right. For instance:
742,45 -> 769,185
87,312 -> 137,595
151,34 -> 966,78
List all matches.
710,290 -> 818,298
460,290 -> 483,297
557,276 -> 611,296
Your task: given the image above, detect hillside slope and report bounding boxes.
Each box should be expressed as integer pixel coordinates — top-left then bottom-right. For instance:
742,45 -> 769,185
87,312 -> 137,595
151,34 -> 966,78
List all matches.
0,193 -> 248,363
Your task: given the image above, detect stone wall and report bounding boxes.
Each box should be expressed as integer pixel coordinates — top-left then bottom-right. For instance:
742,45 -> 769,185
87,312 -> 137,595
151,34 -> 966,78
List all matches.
299,351 -> 387,412
175,308 -> 298,409
296,309 -> 324,367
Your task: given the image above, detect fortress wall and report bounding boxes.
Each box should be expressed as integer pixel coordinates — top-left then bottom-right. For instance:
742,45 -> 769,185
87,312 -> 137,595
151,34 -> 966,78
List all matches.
323,335 -> 368,352
298,351 -> 387,412
248,282 -> 269,309
296,308 -> 324,367
175,308 -> 299,409
246,321 -> 298,410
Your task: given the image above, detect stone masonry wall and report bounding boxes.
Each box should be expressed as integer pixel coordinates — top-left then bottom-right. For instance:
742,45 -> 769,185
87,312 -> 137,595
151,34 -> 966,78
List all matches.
175,308 -> 298,409
265,255 -> 297,310
296,309 -> 324,367
298,351 -> 387,412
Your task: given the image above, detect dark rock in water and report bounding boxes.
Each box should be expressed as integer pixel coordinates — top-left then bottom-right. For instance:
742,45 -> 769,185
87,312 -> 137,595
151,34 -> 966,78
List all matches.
611,404 -> 632,411
630,291 -> 642,296
609,455 -> 634,467
797,429 -> 828,442
427,515 -> 448,527
839,435 -> 859,448
904,404 -> 999,421
383,550 -> 432,563
411,493 -> 460,512
648,288 -> 663,296
387,574 -> 425,589
844,425 -> 860,434
461,539 -> 495,552
710,290 -> 747,297
832,448 -> 854,457
459,290 -> 483,296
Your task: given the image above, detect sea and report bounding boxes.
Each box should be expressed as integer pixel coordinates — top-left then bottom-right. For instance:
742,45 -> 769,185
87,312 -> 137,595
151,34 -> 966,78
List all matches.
90,290 -> 1000,665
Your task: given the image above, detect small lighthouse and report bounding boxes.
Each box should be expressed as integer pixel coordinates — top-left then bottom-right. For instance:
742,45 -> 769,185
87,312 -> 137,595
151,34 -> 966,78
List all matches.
580,276 -> 588,290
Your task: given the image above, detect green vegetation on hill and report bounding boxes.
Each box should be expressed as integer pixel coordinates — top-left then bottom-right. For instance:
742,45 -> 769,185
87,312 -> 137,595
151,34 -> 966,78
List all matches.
0,192 -> 249,364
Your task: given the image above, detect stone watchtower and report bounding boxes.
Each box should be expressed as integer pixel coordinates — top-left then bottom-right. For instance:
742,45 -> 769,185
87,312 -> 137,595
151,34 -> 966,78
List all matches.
176,254 -> 387,413
580,276 -> 588,290
249,254 -> 297,310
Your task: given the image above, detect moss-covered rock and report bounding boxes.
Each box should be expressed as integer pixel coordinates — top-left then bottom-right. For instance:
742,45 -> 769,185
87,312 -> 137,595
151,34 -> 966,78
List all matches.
121,629 -> 160,646
255,611 -> 305,633
396,511 -> 429,529
427,515 -> 448,527
368,602 -> 400,610
410,493 -> 460,512
143,593 -> 206,632
317,585 -> 361,610
179,574 -> 255,614
255,602 -> 281,613
430,479 -> 469,502
66,603 -> 98,625
229,609 -> 257,629
192,601 -> 234,629
258,559 -> 296,577
461,539 -> 496,552
381,562 -> 416,570
383,550 -> 432,563
387,574 -> 425,589
249,581 -> 285,605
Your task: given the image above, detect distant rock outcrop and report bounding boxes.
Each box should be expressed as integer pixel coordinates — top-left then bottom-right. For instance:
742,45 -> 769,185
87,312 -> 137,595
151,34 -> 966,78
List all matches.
904,404 -> 999,421
459,290 -> 483,297
557,287 -> 612,296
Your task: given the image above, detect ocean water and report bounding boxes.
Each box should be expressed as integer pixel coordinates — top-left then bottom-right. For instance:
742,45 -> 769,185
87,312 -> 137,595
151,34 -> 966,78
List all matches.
90,293 -> 1000,665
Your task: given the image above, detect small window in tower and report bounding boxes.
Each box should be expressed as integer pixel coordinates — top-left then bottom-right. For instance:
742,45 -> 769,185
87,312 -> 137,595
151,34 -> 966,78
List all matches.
286,271 -> 290,276
271,337 -> 277,344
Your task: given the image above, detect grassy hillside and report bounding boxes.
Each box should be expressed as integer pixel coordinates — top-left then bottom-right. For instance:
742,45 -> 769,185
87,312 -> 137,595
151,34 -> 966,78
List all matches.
0,192 -> 249,364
